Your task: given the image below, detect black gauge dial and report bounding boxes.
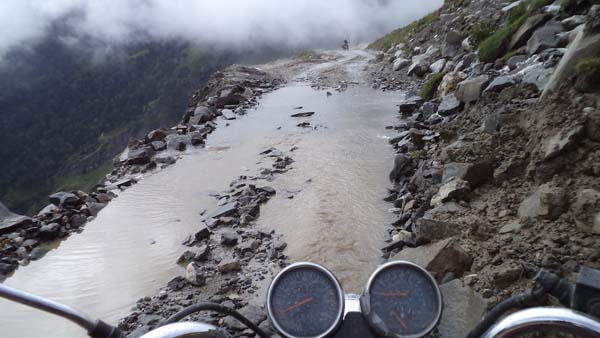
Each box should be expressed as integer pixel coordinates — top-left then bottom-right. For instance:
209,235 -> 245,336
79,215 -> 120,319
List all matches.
267,263 -> 344,338
363,261 -> 442,338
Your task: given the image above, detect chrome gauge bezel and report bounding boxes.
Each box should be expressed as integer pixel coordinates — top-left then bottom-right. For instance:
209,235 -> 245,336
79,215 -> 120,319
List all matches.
361,261 -> 443,338
266,262 -> 345,338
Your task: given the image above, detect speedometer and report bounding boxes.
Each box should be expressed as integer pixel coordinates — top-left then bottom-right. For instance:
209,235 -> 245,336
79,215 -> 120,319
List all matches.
361,261 -> 442,338
267,262 -> 344,338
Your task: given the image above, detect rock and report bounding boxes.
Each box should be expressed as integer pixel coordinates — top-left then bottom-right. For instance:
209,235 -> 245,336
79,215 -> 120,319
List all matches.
521,63 -> 554,91
456,75 -> 490,103
239,305 -> 266,326
0,263 -> 16,276
442,161 -> 494,187
69,214 -> 87,228
389,155 -> 414,182
587,5 -> 600,34
438,280 -> 487,338
527,21 -> 562,55
509,14 -> 552,50
206,203 -> 238,219
443,30 -> 464,57
125,146 -> 154,165
562,15 -> 586,30
506,55 -> 528,70
543,26 -> 600,97
37,204 -> 57,216
572,189 -> 600,234
518,183 -> 566,220
586,110 -> 600,142
481,113 -> 500,134
221,109 -> 236,120
391,238 -> 472,282
238,240 -> 261,254
437,94 -> 463,116
420,102 -> 437,119
165,134 -> 191,151
146,128 -> 174,142
195,225 -> 211,241
150,141 -> 166,151
29,247 -> 49,261
195,244 -> 211,261
0,202 -> 34,234
218,258 -> 241,273
398,96 -> 424,114
177,250 -> 196,264
499,220 -> 524,234
290,112 -> 315,118
49,192 -> 80,207
438,72 -> 464,96
220,231 -> 238,246
185,263 -> 206,286
166,276 -> 187,291
22,239 -> 38,249
492,262 -> 524,287
392,58 -> 410,71
543,124 -> 586,161
415,218 -> 460,243
429,59 -> 446,74
407,61 -> 429,77
484,76 -> 516,93
86,202 -> 106,217
39,223 -> 60,238
431,179 -> 471,207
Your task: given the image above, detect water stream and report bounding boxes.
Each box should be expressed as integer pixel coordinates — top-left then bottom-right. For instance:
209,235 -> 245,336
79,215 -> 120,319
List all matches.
0,55 -> 402,338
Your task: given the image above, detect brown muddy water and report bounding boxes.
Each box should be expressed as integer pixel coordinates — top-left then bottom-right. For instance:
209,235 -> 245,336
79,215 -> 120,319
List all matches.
0,80 -> 402,338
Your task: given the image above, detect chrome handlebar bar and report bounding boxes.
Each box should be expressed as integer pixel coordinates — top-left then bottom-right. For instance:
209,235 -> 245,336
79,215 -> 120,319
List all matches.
482,307 -> 600,338
138,322 -> 227,338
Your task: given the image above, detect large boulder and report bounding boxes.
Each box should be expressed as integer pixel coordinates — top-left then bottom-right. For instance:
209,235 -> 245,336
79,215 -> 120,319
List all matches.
431,179 -> 471,207
407,61 -> 430,77
509,14 -> 552,50
443,30 -> 464,57
165,134 -> 192,151
392,58 -> 410,71
572,189 -> 600,234
188,105 -> 215,125
518,183 -> 566,220
415,218 -> 460,243
391,238 -> 473,282
543,25 -> 600,97
49,191 -> 80,207
455,75 -> 490,103
527,21 -> 563,55
484,76 -> 516,93
438,72 -> 465,96
430,59 -> 447,74
0,202 -> 33,235
125,146 -> 154,165
389,154 -> 414,182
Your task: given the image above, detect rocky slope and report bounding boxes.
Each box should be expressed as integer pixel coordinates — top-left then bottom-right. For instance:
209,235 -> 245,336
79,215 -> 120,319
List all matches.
368,0 -> 600,335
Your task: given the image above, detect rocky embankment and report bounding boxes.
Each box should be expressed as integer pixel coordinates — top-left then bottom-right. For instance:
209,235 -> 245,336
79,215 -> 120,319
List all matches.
0,65 -> 283,281
369,0 -> 600,336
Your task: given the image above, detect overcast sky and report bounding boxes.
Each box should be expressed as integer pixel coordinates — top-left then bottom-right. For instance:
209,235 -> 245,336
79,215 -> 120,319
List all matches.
0,0 -> 443,57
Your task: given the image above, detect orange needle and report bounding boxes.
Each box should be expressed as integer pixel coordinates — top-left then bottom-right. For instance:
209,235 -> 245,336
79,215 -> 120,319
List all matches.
374,291 -> 408,297
283,297 -> 315,313
392,311 -> 408,330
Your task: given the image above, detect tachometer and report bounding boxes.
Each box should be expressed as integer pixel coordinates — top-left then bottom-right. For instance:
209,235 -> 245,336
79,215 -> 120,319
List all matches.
361,261 -> 442,338
267,262 -> 344,338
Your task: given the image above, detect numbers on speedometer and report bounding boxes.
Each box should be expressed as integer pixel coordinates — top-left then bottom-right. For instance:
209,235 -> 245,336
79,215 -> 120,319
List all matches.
362,261 -> 442,338
267,263 -> 344,338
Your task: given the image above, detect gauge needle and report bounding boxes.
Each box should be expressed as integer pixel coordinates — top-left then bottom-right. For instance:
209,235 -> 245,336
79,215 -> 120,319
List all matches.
283,297 -> 315,313
391,311 -> 408,330
374,291 -> 408,297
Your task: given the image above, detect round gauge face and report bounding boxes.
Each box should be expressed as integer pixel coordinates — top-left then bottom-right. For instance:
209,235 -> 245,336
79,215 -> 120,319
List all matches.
366,262 -> 442,338
268,264 -> 343,338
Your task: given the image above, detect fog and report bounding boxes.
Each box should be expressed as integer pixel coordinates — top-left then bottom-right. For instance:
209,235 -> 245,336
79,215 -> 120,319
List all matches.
0,0 -> 443,57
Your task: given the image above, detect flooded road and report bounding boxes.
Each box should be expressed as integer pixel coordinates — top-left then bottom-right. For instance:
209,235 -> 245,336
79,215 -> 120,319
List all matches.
0,51 -> 402,338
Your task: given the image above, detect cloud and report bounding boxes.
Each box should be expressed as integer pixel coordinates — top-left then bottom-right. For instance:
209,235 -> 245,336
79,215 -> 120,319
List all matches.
0,0 -> 443,57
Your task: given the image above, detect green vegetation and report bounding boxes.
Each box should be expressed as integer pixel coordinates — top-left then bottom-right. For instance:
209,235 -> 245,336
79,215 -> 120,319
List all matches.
576,57 -> 600,81
469,22 -> 496,48
452,0 -> 470,7
419,72 -> 446,100
296,50 -> 320,62
368,11 -> 441,51
477,0 -> 553,63
0,34 -> 235,214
